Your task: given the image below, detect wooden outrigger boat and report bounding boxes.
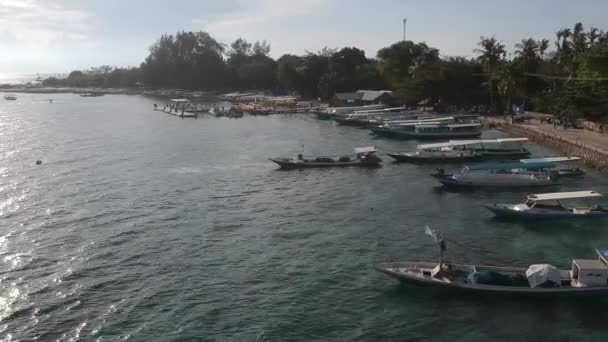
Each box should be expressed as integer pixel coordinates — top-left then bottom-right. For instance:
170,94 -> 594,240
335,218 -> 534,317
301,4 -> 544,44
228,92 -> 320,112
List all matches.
433,161 -> 559,188
449,138 -> 531,159
270,147 -> 382,169
387,142 -> 484,163
314,104 -> 385,120
376,227 -> 608,296
486,190 -> 608,220
387,138 -> 531,163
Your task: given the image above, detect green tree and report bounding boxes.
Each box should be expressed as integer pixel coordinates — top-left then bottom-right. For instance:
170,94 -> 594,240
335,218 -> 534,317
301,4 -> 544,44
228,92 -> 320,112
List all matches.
475,36 -> 506,112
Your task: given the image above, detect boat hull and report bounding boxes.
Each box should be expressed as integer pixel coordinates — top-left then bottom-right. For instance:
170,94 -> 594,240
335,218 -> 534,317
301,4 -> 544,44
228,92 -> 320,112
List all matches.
436,173 -> 557,188
387,152 -> 484,163
371,128 -> 482,140
269,158 -> 381,169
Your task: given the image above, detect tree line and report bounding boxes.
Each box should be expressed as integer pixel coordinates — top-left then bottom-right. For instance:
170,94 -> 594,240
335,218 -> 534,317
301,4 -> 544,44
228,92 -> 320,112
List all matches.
46,23 -> 608,121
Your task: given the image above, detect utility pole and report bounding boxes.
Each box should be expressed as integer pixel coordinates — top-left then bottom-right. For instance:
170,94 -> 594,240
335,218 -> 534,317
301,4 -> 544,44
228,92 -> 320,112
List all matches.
403,18 -> 407,41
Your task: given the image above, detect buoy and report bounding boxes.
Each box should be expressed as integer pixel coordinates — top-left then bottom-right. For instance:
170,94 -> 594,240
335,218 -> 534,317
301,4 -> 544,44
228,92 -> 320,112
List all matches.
36,160 -> 42,165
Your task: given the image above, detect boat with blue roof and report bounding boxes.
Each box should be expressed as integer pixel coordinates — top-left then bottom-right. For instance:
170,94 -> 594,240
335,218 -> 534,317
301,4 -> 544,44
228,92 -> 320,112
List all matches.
433,161 -> 559,188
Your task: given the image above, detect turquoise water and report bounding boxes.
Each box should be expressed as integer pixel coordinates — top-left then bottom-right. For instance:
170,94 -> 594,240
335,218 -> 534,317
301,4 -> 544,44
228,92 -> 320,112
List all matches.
1,94 -> 608,341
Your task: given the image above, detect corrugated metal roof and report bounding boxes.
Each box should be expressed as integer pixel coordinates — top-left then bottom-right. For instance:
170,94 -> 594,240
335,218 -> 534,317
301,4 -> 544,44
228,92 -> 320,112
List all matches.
357,90 -> 393,102
335,92 -> 363,101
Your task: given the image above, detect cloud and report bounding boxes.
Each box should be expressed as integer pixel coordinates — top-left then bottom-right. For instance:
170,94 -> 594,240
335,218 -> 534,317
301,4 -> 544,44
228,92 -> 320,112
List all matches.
0,0 -> 90,49
193,0 -> 336,55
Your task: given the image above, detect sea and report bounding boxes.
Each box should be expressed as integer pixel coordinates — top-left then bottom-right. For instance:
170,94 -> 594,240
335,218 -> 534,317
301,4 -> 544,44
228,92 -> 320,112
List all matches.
1,93 -> 608,341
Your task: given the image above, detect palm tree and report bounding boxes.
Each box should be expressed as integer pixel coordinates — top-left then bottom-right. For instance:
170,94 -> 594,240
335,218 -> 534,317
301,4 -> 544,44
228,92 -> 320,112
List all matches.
588,27 -> 600,47
495,61 -> 518,114
538,39 -> 550,59
514,38 -> 539,106
475,36 -> 506,112
572,22 -> 586,52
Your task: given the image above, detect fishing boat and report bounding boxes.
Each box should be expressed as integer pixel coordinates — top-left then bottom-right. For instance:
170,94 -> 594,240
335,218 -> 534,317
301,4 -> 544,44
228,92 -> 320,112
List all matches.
3,95 -> 17,101
80,92 -> 104,97
376,227 -> 608,295
433,161 -> 558,188
486,191 -> 608,220
521,157 -> 585,177
370,117 -> 456,137
372,122 -> 482,140
387,142 -> 484,163
269,147 -> 382,169
315,104 -> 385,120
450,138 -> 531,159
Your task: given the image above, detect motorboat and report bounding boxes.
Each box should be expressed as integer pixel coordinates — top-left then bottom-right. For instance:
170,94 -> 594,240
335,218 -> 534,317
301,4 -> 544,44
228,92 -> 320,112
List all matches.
3,95 -> 17,101
372,121 -> 482,140
486,190 -> 608,220
433,161 -> 558,188
387,142 -> 484,163
450,138 -> 531,159
521,157 -> 585,177
270,147 -> 382,169
376,227 -> 608,295
80,92 -> 104,97
370,117 -> 456,137
315,104 -> 385,120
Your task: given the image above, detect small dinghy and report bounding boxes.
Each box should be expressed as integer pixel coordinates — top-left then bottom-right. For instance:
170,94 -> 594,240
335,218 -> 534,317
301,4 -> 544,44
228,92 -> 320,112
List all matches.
270,147 -> 382,169
486,190 -> 608,220
376,227 -> 608,296
4,95 -> 17,101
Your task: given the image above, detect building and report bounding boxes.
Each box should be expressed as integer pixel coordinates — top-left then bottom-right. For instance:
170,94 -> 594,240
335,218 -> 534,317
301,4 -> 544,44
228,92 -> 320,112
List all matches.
332,90 -> 394,106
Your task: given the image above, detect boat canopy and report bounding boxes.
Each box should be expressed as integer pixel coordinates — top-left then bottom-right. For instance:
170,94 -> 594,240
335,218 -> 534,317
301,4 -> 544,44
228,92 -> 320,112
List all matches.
528,190 -> 602,201
450,138 -> 529,145
447,123 -> 482,128
469,161 -> 555,171
354,147 -> 377,154
387,117 -> 454,125
417,142 -> 472,150
596,249 -> 608,264
521,157 -> 581,163
170,98 -> 191,103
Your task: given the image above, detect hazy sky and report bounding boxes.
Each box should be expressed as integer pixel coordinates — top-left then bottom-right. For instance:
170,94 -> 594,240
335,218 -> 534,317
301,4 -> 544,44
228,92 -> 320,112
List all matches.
1,0 -> 607,73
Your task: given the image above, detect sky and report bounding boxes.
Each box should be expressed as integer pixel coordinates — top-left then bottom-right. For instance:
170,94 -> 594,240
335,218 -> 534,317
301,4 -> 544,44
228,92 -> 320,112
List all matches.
1,0 -> 608,73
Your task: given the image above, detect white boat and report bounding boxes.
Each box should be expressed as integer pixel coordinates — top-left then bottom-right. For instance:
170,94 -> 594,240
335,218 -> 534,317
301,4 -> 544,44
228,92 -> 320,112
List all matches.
449,138 -> 531,159
433,161 -> 558,188
4,95 -> 17,101
521,157 -> 585,177
486,190 -> 608,220
373,122 -> 482,140
387,141 -> 484,163
376,227 -> 608,295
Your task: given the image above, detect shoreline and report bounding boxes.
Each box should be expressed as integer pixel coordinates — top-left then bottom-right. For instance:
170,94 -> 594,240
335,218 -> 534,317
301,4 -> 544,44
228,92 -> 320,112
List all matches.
484,117 -> 608,173
0,86 -> 222,100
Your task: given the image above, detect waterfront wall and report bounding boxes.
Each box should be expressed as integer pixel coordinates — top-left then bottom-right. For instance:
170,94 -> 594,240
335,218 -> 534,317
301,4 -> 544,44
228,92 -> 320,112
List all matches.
499,124 -> 608,173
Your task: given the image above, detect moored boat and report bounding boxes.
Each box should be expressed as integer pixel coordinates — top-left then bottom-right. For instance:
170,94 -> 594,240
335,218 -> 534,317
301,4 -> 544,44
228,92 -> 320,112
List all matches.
270,147 -> 382,169
387,142 -> 484,163
376,227 -> 608,296
433,161 -> 559,188
486,190 -> 608,220
4,95 -> 17,101
450,138 -> 531,159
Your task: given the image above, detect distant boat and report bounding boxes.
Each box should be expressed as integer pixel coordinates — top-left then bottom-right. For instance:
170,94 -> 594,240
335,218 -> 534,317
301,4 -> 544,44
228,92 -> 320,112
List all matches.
80,93 -> 104,97
433,161 -> 559,188
486,190 -> 608,220
395,123 -> 483,140
376,227 -> 608,295
270,147 -> 382,169
4,95 -> 17,101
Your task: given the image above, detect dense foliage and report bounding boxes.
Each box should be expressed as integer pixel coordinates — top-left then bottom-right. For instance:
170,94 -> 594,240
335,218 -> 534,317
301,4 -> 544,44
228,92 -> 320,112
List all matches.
51,24 -> 608,120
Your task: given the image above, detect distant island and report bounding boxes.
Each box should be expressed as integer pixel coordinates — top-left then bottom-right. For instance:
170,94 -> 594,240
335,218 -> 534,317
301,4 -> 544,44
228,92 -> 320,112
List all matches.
4,22 -> 608,122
